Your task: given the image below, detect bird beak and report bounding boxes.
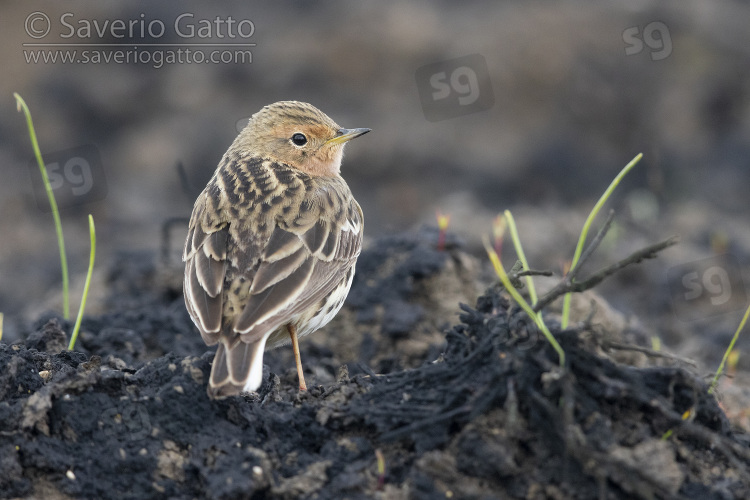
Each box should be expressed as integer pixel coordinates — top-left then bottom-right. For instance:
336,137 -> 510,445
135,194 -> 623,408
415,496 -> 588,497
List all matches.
326,128 -> 371,146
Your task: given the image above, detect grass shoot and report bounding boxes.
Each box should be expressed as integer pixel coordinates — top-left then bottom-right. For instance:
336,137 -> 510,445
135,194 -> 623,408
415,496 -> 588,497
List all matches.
14,93 -> 70,319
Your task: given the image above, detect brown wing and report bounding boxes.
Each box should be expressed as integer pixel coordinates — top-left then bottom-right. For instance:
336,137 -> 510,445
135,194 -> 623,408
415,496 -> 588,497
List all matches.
233,182 -> 363,343
183,189 -> 231,346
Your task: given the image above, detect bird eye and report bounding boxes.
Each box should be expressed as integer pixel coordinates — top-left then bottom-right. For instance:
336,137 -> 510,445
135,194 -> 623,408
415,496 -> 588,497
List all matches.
291,133 -> 308,146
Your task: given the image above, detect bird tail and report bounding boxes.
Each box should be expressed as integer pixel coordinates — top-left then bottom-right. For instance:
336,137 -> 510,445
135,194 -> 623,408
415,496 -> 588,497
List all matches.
207,336 -> 268,399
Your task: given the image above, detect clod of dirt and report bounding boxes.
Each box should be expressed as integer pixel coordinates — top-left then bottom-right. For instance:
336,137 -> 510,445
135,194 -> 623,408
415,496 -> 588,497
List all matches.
24,318 -> 67,354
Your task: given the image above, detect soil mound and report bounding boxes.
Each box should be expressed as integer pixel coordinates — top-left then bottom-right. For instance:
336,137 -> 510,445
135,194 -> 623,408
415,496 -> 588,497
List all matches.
1,229 -> 748,499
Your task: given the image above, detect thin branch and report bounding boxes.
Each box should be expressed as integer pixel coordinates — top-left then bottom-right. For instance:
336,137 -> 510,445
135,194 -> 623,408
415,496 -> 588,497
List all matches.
601,340 -> 697,367
575,236 -> 679,290
515,269 -> 554,278
534,236 -> 679,312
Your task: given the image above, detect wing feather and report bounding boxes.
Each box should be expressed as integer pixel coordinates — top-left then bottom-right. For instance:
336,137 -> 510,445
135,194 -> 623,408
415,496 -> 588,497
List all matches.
183,198 -> 229,342
185,252 -> 223,339
251,243 -> 308,294
301,220 -> 329,255
234,194 -> 363,343
236,256 -> 315,332
195,229 -> 228,296
263,227 -> 304,261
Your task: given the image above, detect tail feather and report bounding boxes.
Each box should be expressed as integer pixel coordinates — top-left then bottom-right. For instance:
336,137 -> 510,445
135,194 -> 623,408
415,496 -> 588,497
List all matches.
207,337 -> 268,398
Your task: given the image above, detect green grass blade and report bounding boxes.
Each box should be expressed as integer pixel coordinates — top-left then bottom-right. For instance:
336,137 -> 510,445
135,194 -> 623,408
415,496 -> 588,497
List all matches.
504,210 -> 538,306
708,302 -> 750,395
14,93 -> 70,319
561,153 -> 643,328
68,215 -> 96,350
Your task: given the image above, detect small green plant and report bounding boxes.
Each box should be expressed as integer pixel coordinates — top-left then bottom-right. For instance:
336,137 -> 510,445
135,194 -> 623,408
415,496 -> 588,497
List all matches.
68,215 -> 96,350
14,92 -> 96,350
14,93 -> 70,319
481,153 -> 676,370
561,153 -> 643,328
708,302 -> 750,395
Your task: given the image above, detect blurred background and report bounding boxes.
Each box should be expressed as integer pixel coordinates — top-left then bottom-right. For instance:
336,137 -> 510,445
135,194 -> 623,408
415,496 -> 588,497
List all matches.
2,1 -> 750,370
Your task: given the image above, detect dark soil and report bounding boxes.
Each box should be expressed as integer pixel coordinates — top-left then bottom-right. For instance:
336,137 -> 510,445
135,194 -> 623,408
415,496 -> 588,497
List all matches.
2,228 -> 749,500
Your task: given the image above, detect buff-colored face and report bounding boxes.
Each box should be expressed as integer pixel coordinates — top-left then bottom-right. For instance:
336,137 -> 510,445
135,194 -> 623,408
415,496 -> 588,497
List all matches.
235,101 -> 370,177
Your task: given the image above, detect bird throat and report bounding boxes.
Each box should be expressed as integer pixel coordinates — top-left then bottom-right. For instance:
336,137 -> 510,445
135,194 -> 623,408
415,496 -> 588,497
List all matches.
301,147 -> 343,177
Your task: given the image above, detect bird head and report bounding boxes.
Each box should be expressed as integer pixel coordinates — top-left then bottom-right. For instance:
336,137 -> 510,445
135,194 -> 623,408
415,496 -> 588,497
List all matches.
234,101 -> 370,177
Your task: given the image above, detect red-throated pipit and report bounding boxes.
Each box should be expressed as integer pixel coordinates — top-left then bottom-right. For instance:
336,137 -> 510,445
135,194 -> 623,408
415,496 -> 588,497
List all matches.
183,101 -> 368,398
